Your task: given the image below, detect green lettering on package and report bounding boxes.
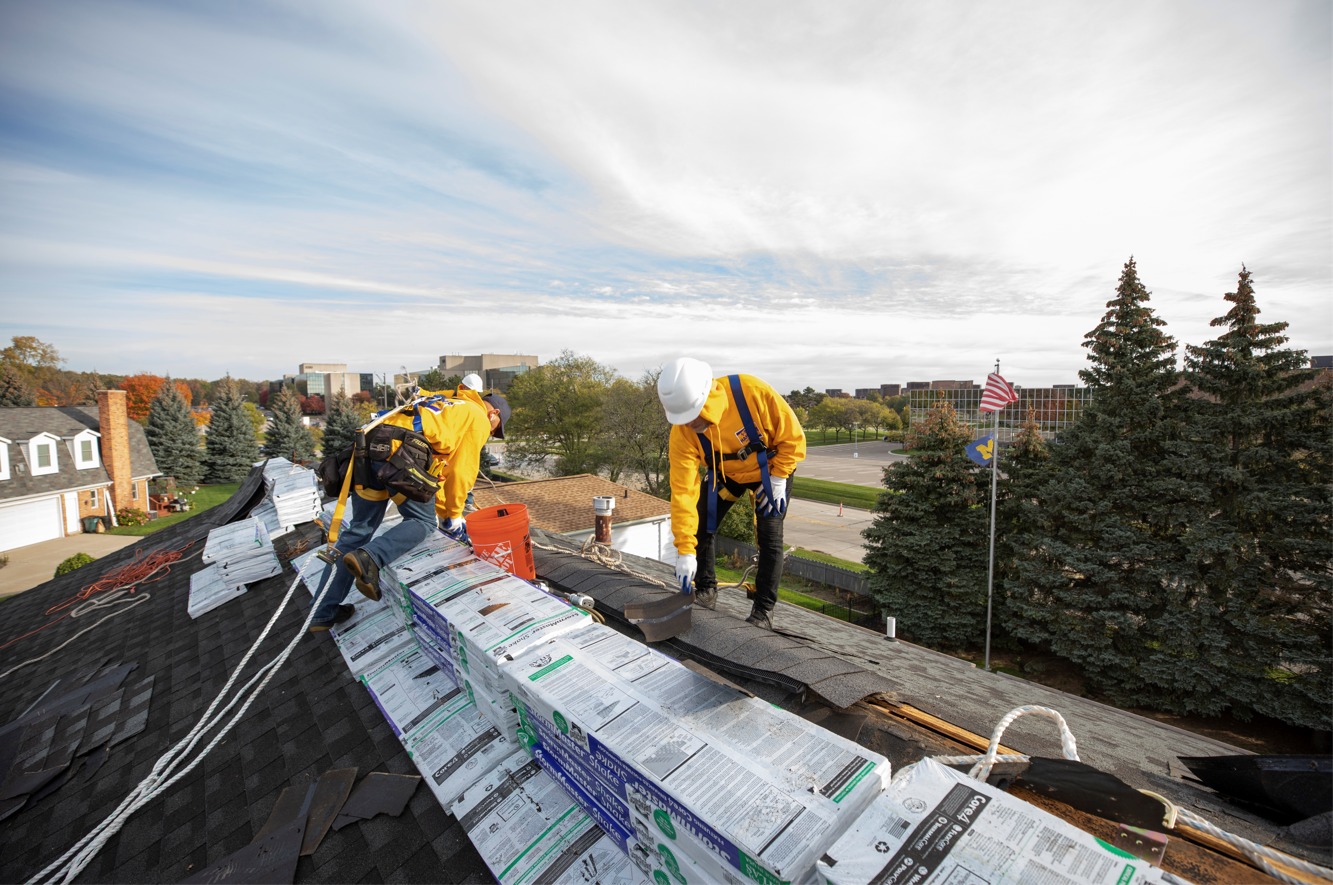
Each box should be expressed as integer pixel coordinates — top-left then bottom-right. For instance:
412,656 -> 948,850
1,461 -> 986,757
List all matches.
653,809 -> 676,839
652,871 -> 669,885
528,654 -> 573,681
739,851 -> 784,885
553,710 -> 569,735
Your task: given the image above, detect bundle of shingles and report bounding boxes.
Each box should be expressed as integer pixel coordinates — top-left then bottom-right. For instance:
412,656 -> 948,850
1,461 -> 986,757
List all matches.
250,459 -> 323,538
187,517 -> 283,619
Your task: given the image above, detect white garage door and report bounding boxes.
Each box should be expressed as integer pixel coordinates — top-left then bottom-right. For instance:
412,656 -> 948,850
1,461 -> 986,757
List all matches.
0,498 -> 64,552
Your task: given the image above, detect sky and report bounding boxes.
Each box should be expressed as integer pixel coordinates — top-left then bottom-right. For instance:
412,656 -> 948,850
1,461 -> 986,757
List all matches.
0,0 -> 1329,394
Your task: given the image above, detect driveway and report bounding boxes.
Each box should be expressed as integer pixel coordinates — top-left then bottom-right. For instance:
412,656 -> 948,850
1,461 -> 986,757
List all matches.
0,534 -> 142,599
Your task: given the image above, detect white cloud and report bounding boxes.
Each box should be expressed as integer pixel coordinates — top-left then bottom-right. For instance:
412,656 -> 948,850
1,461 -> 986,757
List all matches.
0,0 -> 1327,393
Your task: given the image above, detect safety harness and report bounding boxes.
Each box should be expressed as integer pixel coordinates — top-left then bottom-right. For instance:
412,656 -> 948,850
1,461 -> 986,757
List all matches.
696,374 -> 780,533
321,399 -> 442,546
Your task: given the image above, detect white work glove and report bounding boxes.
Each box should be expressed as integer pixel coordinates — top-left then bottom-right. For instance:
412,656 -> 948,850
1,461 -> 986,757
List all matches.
441,517 -> 470,545
675,553 -> 697,594
756,476 -> 788,516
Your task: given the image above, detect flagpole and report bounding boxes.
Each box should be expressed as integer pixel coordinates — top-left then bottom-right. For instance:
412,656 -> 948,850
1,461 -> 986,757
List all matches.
983,360 -> 1000,672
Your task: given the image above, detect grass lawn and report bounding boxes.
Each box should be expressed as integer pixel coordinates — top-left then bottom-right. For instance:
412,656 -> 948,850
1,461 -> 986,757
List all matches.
713,563 -> 834,613
106,483 -> 240,536
789,475 -> 881,510
789,547 -> 867,573
804,428 -> 893,447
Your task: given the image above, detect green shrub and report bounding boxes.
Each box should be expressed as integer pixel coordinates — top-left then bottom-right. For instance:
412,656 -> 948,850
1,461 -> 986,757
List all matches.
116,507 -> 151,526
55,553 -> 96,577
882,430 -> 907,443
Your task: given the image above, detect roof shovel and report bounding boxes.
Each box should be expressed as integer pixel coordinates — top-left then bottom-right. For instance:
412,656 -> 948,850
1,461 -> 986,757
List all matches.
623,592 -> 694,642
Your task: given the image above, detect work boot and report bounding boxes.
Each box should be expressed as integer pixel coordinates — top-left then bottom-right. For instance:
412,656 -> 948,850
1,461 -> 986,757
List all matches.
745,608 -> 773,631
693,586 -> 717,610
309,604 -> 355,633
343,549 -> 381,601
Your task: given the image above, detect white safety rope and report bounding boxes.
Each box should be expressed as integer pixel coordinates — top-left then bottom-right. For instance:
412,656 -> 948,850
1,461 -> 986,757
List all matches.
932,705 -> 1333,885
28,556 -> 335,885
0,591 -> 151,681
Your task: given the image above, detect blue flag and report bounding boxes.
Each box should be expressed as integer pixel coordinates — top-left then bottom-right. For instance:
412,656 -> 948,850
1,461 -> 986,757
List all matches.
966,435 -> 995,466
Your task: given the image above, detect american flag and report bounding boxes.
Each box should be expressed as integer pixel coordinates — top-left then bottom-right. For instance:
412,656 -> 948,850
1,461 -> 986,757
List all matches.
979,372 -> 1018,413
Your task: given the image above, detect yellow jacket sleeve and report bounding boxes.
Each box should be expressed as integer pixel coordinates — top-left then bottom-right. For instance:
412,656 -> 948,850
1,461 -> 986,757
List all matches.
746,375 -> 806,479
410,398 -> 491,522
668,425 -> 706,556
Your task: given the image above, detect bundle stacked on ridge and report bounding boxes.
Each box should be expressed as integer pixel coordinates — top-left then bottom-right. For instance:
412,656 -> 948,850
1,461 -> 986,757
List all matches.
188,516 -> 283,618
451,749 -> 646,885
387,533 -> 591,735
502,620 -> 892,885
360,643 -> 519,811
251,459 -> 323,536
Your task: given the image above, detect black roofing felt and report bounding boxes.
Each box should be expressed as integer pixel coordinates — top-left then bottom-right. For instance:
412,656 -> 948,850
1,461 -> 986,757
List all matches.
529,528 -> 898,710
0,467 -> 490,884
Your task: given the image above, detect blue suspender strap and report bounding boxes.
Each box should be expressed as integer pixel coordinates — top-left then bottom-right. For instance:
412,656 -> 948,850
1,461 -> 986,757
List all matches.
412,410 -> 424,433
727,375 -> 774,501
696,432 -> 720,534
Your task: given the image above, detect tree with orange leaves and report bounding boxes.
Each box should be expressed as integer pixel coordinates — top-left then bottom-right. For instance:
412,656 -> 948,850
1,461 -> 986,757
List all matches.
121,374 -> 166,423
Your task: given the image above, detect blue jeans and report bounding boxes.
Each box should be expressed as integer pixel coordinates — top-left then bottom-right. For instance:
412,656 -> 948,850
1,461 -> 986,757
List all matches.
311,493 -> 438,623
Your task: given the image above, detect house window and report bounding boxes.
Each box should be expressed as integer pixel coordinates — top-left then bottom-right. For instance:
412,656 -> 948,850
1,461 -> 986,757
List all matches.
74,432 -> 100,468
131,483 -> 139,501
0,444 -> 8,481
87,489 -> 100,508
28,435 -> 60,476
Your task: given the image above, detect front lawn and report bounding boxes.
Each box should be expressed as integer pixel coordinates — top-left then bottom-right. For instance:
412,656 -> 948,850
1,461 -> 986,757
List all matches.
107,483 -> 240,536
789,476 -> 881,510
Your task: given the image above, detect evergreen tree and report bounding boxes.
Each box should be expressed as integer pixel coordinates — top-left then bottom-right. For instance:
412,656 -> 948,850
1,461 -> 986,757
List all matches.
863,399 -> 988,649
263,386 -> 316,462
145,377 -> 204,485
0,364 -> 36,407
322,391 -> 363,457
1178,267 -> 1333,727
1004,258 -> 1196,708
204,377 -> 260,482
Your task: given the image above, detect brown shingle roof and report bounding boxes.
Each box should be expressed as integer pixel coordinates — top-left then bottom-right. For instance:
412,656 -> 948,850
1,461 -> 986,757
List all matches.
473,474 -> 670,535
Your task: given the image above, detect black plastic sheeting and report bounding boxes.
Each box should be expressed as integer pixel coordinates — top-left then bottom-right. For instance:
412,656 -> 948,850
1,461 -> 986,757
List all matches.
530,527 -> 896,710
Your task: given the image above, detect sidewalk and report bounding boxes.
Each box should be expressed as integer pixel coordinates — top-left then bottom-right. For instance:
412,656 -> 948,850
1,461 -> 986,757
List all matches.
783,499 -> 874,564
0,534 -> 142,599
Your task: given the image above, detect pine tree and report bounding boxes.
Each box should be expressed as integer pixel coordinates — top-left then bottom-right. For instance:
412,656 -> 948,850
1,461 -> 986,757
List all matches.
145,377 -> 204,486
0,364 -> 36,407
204,377 -> 260,483
1004,258 -> 1196,708
863,398 -> 988,649
1178,267 -> 1333,728
322,391 -> 362,458
263,386 -> 316,462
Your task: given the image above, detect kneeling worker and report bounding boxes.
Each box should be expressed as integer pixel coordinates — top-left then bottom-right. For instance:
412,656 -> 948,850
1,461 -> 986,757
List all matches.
657,358 -> 806,630
309,390 -> 510,631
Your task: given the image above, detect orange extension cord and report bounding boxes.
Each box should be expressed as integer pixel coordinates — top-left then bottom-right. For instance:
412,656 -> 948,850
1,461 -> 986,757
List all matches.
0,542 -> 196,654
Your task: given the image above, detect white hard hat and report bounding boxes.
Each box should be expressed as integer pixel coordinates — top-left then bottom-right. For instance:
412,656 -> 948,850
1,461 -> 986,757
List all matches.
658,358 -> 713,425
460,373 -> 483,391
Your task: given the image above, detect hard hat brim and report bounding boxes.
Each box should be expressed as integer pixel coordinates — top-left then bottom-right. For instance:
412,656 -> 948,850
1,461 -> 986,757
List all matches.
663,397 -> 707,425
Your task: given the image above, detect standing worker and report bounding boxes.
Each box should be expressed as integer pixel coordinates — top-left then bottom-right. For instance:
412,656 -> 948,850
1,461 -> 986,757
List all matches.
309,391 -> 510,632
657,357 -> 806,630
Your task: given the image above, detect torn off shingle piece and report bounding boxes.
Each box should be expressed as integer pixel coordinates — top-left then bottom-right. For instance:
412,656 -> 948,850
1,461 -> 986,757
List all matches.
330,771 -> 421,830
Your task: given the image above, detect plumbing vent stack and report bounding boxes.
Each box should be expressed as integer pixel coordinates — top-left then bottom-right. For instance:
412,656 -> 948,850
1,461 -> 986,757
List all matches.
593,495 -> 615,544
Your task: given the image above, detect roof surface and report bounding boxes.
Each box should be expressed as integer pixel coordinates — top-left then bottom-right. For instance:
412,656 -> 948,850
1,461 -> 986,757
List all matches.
0,406 -> 160,500
0,469 -> 489,884
473,474 -> 670,534
0,477 -> 1320,884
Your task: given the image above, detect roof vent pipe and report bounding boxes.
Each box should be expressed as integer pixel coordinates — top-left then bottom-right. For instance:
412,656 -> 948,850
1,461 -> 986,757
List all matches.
593,496 -> 615,544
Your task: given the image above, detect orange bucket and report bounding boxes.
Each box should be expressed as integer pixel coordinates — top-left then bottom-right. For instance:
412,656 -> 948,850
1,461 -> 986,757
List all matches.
465,504 -> 536,580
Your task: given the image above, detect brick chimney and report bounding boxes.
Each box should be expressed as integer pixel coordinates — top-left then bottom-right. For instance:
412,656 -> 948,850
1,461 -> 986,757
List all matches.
97,389 -> 134,511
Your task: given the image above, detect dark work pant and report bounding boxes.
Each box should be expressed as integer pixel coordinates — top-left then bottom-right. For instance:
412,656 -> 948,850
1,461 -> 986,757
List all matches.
694,478 -> 786,615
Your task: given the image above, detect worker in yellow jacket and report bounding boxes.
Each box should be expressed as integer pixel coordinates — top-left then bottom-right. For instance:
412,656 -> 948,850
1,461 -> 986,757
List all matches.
658,358 -> 806,630
309,392 -> 509,632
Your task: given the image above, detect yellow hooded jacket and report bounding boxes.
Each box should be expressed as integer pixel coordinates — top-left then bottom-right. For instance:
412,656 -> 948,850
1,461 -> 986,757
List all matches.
354,396 -> 491,522
667,374 -> 806,556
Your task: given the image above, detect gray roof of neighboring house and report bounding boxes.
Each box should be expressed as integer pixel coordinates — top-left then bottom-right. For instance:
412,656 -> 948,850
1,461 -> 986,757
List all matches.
0,406 -> 160,501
